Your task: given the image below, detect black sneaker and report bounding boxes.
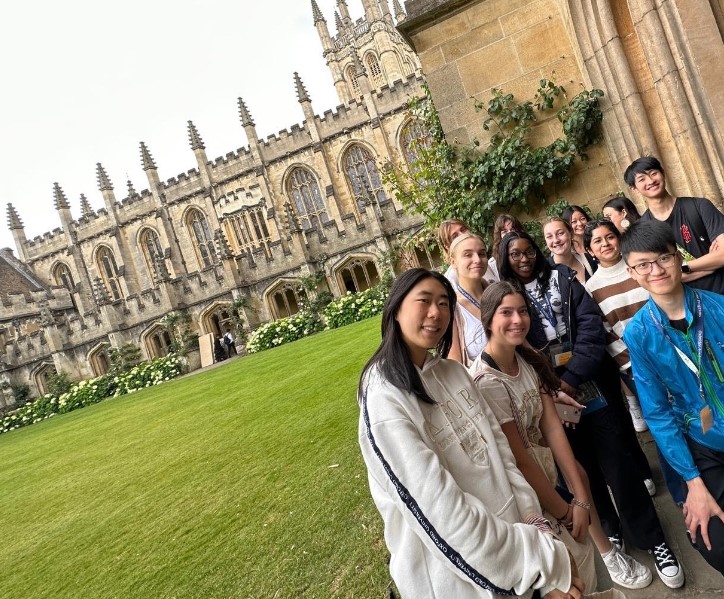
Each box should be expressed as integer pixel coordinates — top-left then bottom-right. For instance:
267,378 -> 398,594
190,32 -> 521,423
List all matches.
609,532 -> 625,553
649,542 -> 685,588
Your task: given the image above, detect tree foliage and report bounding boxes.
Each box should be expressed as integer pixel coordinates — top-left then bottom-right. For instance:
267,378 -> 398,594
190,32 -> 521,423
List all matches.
384,80 -> 604,242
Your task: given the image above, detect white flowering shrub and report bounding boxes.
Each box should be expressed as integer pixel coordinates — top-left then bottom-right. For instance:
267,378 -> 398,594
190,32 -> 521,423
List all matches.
323,285 -> 387,330
245,311 -> 324,354
0,354 -> 183,435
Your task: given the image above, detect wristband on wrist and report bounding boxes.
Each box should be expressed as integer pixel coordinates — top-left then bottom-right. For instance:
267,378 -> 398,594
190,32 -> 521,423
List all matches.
572,498 -> 591,510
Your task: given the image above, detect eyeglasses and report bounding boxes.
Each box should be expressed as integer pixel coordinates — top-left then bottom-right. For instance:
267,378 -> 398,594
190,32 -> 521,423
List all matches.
508,248 -> 537,261
628,252 -> 677,275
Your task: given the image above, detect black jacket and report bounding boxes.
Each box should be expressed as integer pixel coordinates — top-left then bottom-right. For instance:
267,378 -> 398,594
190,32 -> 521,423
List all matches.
526,265 -> 608,390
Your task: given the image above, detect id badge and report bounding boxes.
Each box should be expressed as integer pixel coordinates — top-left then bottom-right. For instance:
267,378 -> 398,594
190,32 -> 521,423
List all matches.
548,342 -> 573,367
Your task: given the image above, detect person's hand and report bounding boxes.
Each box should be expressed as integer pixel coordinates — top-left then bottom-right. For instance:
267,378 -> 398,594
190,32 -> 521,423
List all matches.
684,477 -> 724,550
554,388 -> 584,409
569,503 -> 590,543
558,380 -> 579,401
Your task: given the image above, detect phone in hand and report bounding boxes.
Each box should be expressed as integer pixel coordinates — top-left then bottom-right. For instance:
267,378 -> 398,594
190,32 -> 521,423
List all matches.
555,403 -> 582,424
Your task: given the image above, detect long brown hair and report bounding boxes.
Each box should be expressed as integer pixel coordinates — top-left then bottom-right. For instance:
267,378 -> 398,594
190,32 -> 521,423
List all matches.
480,282 -> 560,394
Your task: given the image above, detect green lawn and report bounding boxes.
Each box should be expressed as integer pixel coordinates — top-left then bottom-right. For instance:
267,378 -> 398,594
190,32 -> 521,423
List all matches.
0,317 -> 392,599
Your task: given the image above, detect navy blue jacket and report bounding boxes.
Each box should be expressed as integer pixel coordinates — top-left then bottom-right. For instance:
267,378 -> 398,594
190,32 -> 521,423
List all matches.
526,265 -> 607,390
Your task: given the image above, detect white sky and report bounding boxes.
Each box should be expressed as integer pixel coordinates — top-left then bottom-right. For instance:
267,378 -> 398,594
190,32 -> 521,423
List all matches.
0,0 -> 359,251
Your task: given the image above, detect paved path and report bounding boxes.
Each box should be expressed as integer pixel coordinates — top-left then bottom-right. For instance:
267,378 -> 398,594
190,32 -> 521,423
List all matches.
596,432 -> 723,597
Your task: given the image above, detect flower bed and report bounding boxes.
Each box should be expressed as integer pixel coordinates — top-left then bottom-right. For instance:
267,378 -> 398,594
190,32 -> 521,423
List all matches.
323,285 -> 387,330
1,354 -> 183,435
246,310 -> 324,354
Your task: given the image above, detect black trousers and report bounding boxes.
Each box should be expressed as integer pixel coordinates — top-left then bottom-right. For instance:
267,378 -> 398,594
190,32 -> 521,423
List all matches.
686,437 -> 724,575
565,386 -> 665,550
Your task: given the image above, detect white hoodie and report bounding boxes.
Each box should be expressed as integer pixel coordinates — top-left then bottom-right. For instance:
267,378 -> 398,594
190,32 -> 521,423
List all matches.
358,356 -> 571,599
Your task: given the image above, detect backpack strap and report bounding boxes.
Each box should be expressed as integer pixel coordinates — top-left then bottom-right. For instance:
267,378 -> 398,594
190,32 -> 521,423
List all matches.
679,197 -> 711,247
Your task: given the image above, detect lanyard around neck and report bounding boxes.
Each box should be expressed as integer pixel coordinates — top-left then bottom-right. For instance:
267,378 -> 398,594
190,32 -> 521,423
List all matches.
456,284 -> 480,310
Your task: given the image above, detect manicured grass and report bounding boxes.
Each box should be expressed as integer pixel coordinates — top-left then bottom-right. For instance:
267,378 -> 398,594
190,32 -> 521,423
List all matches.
0,317 -> 392,599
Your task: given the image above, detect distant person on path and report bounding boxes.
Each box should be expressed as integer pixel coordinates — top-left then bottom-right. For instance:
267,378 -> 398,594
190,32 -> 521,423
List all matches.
624,156 -> 724,293
223,329 -> 236,358
358,268 -> 584,599
622,219 -> 724,576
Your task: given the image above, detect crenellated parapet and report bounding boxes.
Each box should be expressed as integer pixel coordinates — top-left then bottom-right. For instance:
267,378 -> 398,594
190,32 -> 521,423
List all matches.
0,287 -> 74,322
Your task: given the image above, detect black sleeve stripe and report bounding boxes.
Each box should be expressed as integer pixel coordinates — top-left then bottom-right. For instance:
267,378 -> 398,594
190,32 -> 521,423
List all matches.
361,389 -> 516,596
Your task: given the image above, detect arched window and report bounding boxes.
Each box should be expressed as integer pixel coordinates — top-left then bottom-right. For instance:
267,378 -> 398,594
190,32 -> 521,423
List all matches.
400,119 -> 432,170
365,53 -> 385,88
139,228 -> 164,282
53,263 -> 75,291
201,303 -> 233,338
88,344 -> 111,377
287,168 -> 330,231
414,244 -> 443,270
343,145 -> 387,209
33,362 -> 57,396
337,259 -> 380,293
268,282 -> 307,319
346,65 -> 361,98
96,246 -> 122,301
145,324 -> 173,359
186,208 -> 217,268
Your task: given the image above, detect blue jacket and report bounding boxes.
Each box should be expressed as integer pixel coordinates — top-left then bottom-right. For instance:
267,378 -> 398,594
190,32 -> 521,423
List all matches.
624,286 -> 724,481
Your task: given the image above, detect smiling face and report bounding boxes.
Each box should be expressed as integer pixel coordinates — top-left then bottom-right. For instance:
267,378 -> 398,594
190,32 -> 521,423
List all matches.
544,221 -> 572,257
587,225 -> 621,267
451,236 -> 488,284
569,211 -> 589,236
507,238 -> 538,283
395,277 -> 451,367
632,169 -> 666,201
487,293 -> 530,348
626,247 -> 681,297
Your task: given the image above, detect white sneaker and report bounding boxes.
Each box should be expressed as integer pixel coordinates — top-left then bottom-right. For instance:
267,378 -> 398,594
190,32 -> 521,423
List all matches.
603,545 -> 653,589
627,396 -> 649,432
644,478 -> 656,496
649,542 -> 685,588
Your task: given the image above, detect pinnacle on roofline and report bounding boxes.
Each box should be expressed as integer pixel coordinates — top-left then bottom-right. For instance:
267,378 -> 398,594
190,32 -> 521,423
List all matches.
393,0 -> 405,19
311,0 -> 325,23
7,203 -> 24,230
187,120 -> 205,150
80,194 -> 93,217
140,141 -> 157,171
334,10 -> 344,32
294,72 -> 311,103
53,182 -> 70,210
96,163 -> 113,191
127,180 -> 139,200
238,98 -> 255,127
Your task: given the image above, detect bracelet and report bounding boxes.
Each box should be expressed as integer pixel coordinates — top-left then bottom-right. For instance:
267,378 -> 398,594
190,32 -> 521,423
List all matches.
572,498 -> 591,510
557,503 -> 571,521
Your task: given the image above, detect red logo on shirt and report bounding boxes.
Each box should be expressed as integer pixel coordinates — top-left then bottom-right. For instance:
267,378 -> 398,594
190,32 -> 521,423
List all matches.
681,224 -> 692,244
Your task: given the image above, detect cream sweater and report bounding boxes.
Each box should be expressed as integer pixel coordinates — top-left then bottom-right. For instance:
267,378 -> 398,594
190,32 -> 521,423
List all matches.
358,356 -> 571,599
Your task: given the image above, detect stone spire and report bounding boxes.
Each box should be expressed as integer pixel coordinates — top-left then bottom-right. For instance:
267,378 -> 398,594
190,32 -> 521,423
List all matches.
393,0 -> 405,22
140,141 -> 156,171
6,203 -> 23,229
126,180 -> 139,201
79,194 -> 93,217
334,10 -> 344,32
311,0 -> 324,23
294,72 -> 310,103
53,182 -> 70,210
187,120 -> 205,150
337,0 -> 351,21
238,97 -> 255,127
96,163 -> 113,191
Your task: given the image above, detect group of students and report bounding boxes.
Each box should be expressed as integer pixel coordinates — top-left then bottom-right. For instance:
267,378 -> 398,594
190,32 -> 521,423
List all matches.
356,156 -> 724,598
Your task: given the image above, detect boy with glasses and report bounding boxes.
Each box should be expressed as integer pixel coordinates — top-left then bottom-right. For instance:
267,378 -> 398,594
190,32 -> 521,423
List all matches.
624,156 -> 724,294
622,219 -> 724,576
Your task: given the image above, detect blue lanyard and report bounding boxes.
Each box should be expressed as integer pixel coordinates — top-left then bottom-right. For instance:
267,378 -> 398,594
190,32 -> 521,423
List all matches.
525,285 -> 557,329
456,284 -> 480,310
648,292 -> 707,406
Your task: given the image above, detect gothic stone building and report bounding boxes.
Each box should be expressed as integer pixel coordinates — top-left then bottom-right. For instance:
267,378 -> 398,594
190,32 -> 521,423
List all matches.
0,0 -> 438,405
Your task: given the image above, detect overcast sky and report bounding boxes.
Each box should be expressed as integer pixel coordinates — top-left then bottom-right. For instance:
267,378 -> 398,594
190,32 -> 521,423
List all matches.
0,0 -> 361,251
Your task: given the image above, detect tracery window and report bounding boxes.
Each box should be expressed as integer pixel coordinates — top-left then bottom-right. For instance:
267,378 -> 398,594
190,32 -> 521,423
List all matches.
337,259 -> 379,293
53,262 -> 75,291
365,53 -> 385,88
146,325 -> 173,359
96,246 -> 122,301
400,119 -> 432,170
287,168 -> 330,231
33,362 -> 57,396
139,228 -> 164,282
88,344 -> 111,377
269,282 -> 307,319
343,145 -> 387,209
186,208 -> 217,268
346,65 -> 361,97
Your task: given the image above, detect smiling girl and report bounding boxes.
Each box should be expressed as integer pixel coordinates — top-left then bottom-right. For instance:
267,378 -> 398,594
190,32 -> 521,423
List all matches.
544,217 -> 596,284
357,268 -> 582,599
